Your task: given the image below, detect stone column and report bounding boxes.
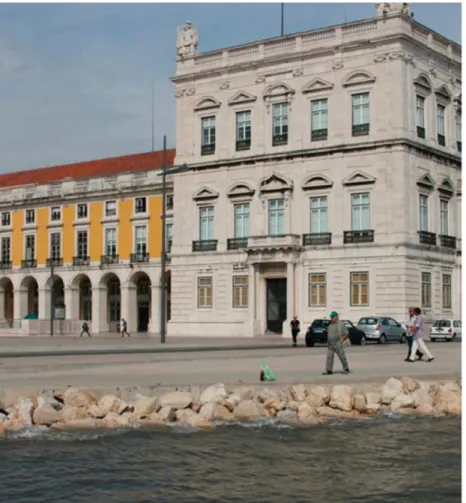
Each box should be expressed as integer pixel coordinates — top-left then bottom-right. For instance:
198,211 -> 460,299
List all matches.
248,264 -> 256,321
14,287 -> 28,320
92,286 -> 108,334
287,262 -> 295,319
0,290 -> 5,320
148,284 -> 161,335
120,285 -> 137,333
65,287 -> 78,320
39,288 -> 49,321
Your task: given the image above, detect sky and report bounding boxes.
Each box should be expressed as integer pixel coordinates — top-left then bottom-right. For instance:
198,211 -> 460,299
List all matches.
0,2 -> 461,174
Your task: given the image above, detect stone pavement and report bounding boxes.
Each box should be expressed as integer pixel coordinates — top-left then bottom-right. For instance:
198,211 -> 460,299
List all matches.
0,341 -> 460,392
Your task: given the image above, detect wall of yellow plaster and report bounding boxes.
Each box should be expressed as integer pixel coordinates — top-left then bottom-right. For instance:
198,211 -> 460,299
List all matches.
90,202 -> 103,262
63,205 -> 74,263
149,196 -> 162,259
36,208 -> 48,266
118,199 -> 132,260
11,210 -> 23,266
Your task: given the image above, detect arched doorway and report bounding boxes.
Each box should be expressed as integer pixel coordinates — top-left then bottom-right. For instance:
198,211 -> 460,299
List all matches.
72,274 -> 92,321
45,275 -> 65,319
101,273 -> 121,332
0,278 -> 14,325
20,276 -> 38,318
130,272 -> 151,332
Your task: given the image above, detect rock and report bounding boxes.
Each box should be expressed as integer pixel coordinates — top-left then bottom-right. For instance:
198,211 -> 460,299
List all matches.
212,405 -> 235,422
2,418 -> 23,431
390,393 -> 415,412
412,389 -> 433,409
234,400 -> 264,421
53,418 -> 102,430
0,413 -> 7,423
416,402 -> 435,415
16,397 -> 35,426
290,384 -> 307,402
133,397 -> 160,418
199,403 -> 215,421
33,402 -> 62,426
286,401 -> 301,412
364,392 -> 381,414
61,405 -> 89,422
277,409 -> 298,424
39,395 -> 63,411
62,388 -> 96,408
97,395 -> 129,416
218,399 -> 235,412
200,384 -> 228,405
329,385 -> 354,412
160,391 -> 193,410
306,386 -> 331,408
316,406 -> 361,419
256,388 -> 279,403
353,394 -> 367,413
158,406 -> 176,422
380,378 -> 403,405
433,382 -> 461,415
138,413 -> 165,427
401,377 -> 420,393
263,398 -> 286,411
298,404 -> 322,425
186,413 -> 214,429
191,403 -> 201,413
176,408 -> 196,423
102,412 -> 122,427
227,386 -> 253,405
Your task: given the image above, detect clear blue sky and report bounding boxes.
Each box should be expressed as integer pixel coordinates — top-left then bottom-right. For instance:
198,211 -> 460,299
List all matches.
0,2 -> 461,173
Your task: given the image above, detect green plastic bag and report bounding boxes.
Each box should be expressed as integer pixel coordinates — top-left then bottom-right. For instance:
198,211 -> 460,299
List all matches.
261,363 -> 277,382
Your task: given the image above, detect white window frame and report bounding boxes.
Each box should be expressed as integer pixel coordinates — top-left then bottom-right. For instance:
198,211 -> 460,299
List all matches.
1,236 -> 11,263
419,194 -> 429,232
442,274 -> 452,309
236,111 -> 251,143
308,273 -> 327,307
456,110 -> 461,145
351,193 -> 370,231
416,95 -> 425,129
232,276 -> 248,308
352,93 -> 370,126
272,103 -> 289,139
310,196 -> 328,233
268,198 -> 285,236
24,234 -> 36,260
440,199 -> 449,235
166,222 -> 173,253
134,225 -> 147,255
198,276 -> 213,309
104,227 -> 117,257
1,212 -> 11,227
421,272 -> 432,308
25,209 -> 35,225
437,103 -> 446,137
49,232 -> 61,260
199,206 -> 214,241
234,202 -> 250,239
311,99 -> 328,135
134,197 -> 147,214
166,194 -> 174,212
76,230 -> 88,258
76,203 -> 88,220
105,200 -> 117,218
350,271 -> 369,307
50,206 -> 61,222
201,117 -> 216,147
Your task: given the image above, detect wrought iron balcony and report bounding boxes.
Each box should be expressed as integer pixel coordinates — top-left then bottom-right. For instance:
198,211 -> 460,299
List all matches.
46,258 -> 63,267
236,139 -> 251,151
201,143 -> 215,156
302,233 -> 332,246
73,256 -> 90,266
130,252 -> 150,263
101,254 -> 119,265
21,259 -> 37,268
0,261 -> 12,270
417,126 -> 426,139
352,123 -> 370,137
272,133 -> 288,146
439,235 -> 456,249
227,238 -> 248,250
311,129 -> 328,141
418,231 -> 437,246
192,240 -> 218,252
344,230 -> 374,244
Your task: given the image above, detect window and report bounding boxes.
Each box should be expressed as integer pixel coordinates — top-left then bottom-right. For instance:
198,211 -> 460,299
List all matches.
456,110 -> 462,151
166,222 -> 173,253
25,209 -> 35,225
77,204 -> 88,219
50,232 -> 61,260
166,194 -> 174,211
50,206 -> 61,222
311,99 -> 328,141
350,272 -> 369,306
199,206 -> 214,241
421,272 -> 432,308
233,276 -> 248,308
1,212 -> 10,227
268,198 -> 285,236
351,193 -> 370,231
236,111 -> 251,150
416,95 -> 426,138
135,225 -> 147,254
25,235 -> 35,260
272,103 -> 288,146
419,194 -> 428,232
77,231 -> 88,258
1,237 -> 10,264
201,117 -> 216,155
234,203 -> 250,238
352,93 -> 370,136
105,200 -> 117,217
440,200 -> 449,235
198,276 -> 213,308
105,228 -> 117,257
437,104 -> 446,146
309,273 -> 326,307
442,274 -> 452,309
135,197 -> 147,214
310,197 -> 327,233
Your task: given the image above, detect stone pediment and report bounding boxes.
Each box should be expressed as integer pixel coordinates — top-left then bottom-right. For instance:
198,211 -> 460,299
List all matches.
416,173 -> 435,190
263,82 -> 295,99
227,182 -> 255,199
342,70 -> 376,88
228,91 -> 257,106
435,85 -> 452,100
438,178 -> 454,197
194,96 -> 221,111
414,73 -> 433,92
259,173 -> 293,194
192,186 -> 220,201
302,175 -> 333,191
342,171 -> 376,187
302,78 -> 334,94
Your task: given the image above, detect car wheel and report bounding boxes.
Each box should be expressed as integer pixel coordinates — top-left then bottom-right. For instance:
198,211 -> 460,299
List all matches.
378,334 -> 387,344
399,333 -> 407,344
451,333 -> 457,342
306,340 -> 315,348
360,336 -> 366,346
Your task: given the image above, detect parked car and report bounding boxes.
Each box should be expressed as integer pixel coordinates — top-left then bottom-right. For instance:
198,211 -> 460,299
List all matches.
305,319 -> 366,347
356,316 -> 406,344
430,319 -> 462,342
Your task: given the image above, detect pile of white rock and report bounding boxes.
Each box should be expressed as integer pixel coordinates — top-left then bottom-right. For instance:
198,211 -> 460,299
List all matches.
0,377 -> 461,435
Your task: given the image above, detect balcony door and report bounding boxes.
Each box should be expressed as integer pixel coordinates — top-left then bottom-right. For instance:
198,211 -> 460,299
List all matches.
266,278 -> 287,334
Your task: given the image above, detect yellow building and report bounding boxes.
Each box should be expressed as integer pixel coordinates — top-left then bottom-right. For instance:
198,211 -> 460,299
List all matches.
0,150 -> 175,335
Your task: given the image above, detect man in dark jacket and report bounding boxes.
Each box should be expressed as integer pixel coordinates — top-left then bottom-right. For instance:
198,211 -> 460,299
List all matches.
290,315 -> 300,347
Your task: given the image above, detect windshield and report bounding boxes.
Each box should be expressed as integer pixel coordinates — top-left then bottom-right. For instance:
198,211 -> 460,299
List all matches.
311,320 -> 330,328
358,317 -> 378,325
433,320 -> 451,328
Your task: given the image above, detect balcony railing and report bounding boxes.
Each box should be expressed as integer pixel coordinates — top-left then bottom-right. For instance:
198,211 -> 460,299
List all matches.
311,129 -> 328,141
302,233 -> 332,246
272,133 -> 288,146
248,234 -> 301,249
192,240 -> 218,252
352,123 -> 370,137
101,254 -> 119,265
418,231 -> 437,246
417,126 -> 426,139
73,256 -> 90,266
21,259 -> 37,269
0,261 -> 12,270
130,252 -> 150,263
201,144 -> 215,156
236,139 -> 251,151
438,134 -> 446,147
439,235 -> 456,249
227,238 -> 248,250
47,258 -> 63,267
344,230 -> 374,244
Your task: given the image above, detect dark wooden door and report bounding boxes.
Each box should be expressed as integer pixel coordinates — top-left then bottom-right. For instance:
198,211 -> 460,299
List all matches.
266,278 -> 287,333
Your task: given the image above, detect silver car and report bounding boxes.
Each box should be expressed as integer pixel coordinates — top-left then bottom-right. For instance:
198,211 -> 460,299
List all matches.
430,319 -> 462,342
356,316 -> 407,344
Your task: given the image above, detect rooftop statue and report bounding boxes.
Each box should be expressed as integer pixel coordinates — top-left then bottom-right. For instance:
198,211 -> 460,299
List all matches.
176,21 -> 199,59
375,3 -> 411,16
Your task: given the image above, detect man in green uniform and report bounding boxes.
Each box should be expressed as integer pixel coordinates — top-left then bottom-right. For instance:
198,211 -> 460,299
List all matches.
322,311 -> 350,375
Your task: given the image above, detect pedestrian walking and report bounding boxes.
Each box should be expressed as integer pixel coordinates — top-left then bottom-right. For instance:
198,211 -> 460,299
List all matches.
121,318 -> 131,338
407,307 -> 434,362
322,311 -> 350,375
290,315 -> 300,347
80,321 -> 91,337
404,306 -> 423,362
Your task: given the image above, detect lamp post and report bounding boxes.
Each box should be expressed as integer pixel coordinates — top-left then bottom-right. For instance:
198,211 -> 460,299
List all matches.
50,259 -> 54,337
160,135 -> 167,344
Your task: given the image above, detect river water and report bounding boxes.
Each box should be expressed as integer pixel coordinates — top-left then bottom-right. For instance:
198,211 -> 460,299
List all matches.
0,415 -> 460,503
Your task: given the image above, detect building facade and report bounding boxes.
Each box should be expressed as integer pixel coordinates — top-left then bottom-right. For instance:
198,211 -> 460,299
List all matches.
0,151 -> 175,335
168,4 -> 462,337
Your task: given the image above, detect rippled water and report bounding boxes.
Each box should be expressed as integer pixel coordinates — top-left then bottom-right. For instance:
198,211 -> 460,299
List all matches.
0,416 -> 460,503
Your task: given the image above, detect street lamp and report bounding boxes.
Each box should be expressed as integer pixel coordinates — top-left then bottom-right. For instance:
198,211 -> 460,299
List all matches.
160,135 -> 167,344
50,259 -> 54,337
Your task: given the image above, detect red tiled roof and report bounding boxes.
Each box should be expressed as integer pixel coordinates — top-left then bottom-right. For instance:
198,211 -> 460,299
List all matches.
0,149 -> 176,189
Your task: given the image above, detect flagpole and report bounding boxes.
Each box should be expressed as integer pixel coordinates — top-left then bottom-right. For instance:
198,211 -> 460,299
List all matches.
281,3 -> 284,36
160,135 -> 167,344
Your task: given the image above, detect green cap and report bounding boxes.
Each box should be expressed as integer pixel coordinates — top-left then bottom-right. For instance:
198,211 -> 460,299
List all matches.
329,311 -> 339,319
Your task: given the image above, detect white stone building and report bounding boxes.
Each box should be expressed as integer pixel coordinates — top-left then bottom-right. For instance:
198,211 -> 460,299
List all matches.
167,4 -> 462,338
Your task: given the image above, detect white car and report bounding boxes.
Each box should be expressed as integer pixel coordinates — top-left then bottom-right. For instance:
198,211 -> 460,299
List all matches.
430,319 -> 462,342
